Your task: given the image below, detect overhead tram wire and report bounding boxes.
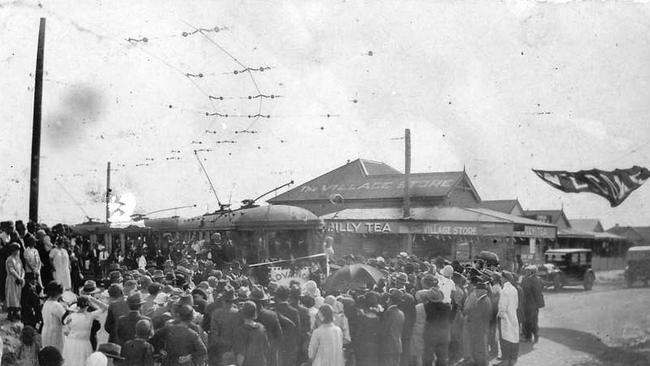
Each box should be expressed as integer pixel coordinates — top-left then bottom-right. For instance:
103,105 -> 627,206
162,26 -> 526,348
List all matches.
53,177 -> 95,221
180,20 -> 266,131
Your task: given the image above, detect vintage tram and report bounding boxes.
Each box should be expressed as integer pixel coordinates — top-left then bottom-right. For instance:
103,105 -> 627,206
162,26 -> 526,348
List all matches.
72,204 -> 325,267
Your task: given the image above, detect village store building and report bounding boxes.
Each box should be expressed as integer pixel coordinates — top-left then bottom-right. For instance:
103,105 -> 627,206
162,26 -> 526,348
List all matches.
269,159 -> 557,269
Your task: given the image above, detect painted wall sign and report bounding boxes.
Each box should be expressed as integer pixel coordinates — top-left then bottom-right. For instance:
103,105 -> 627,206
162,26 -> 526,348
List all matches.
300,179 -> 456,193
327,221 -> 392,233
325,220 -> 554,239
514,225 -> 556,239
422,223 -> 479,236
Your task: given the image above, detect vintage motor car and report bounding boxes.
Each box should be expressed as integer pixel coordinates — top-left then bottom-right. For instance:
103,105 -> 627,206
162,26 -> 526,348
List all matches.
624,246 -> 650,287
541,248 -> 595,291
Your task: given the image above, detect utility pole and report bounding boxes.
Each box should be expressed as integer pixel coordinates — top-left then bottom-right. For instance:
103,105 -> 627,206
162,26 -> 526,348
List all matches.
403,128 -> 412,254
403,128 -> 411,218
29,18 -> 46,223
106,162 -> 111,223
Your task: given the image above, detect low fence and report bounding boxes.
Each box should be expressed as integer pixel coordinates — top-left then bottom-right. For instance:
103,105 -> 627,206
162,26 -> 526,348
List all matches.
592,256 -> 626,271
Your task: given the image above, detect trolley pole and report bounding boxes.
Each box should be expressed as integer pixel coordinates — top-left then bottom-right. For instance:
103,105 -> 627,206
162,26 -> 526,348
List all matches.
28,18 -> 46,223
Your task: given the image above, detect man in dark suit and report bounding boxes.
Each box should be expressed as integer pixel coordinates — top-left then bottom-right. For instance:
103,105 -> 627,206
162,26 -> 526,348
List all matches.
521,266 -> 545,343
380,288 -> 405,366
250,285 -> 282,366
209,285 -> 242,365
274,285 -> 301,366
116,292 -> 151,346
289,285 -> 310,365
105,284 -> 129,344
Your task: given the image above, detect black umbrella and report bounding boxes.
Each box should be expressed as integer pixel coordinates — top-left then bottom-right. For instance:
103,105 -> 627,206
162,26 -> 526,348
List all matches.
325,263 -> 385,291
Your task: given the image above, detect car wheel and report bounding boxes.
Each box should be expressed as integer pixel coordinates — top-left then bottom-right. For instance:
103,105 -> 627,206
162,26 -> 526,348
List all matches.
553,275 -> 562,291
584,273 -> 594,290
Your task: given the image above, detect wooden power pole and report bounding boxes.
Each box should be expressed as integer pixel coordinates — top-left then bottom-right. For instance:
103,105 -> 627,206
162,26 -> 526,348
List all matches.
29,18 -> 46,223
106,162 -> 111,223
403,128 -> 411,218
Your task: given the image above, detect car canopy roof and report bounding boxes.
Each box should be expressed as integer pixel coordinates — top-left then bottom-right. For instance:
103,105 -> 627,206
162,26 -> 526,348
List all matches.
626,246 -> 650,260
545,248 -> 592,254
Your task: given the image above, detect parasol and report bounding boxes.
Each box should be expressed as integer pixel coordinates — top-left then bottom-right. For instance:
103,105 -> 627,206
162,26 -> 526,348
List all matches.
325,263 -> 385,291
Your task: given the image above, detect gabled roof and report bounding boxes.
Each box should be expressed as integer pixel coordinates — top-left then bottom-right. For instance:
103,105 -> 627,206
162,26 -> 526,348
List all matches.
632,227 -> 650,241
479,200 -> 522,214
523,209 -> 570,227
268,158 -> 479,203
609,226 -> 650,242
569,219 -> 604,233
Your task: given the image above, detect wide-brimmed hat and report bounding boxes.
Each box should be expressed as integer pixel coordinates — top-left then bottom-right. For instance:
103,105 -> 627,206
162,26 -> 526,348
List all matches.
81,280 -> 100,295
108,271 -> 123,284
175,293 -> 194,308
221,284 -> 236,302
127,292 -> 145,306
249,285 -> 269,301
98,343 -> 124,359
191,288 -> 208,301
152,270 -> 165,280
388,288 -> 404,304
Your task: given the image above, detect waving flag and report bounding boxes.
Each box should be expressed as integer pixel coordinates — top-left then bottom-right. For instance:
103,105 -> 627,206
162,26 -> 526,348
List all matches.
532,166 -> 650,207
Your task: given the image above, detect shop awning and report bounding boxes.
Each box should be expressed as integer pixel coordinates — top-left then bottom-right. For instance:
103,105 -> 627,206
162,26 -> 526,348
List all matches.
321,206 -> 556,238
557,229 -> 626,240
593,232 -> 626,240
558,228 -> 595,239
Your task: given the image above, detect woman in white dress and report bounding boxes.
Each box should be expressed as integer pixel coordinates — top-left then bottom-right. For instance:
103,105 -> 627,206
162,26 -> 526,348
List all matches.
62,295 -> 108,366
308,304 -> 345,366
5,243 -> 25,321
41,281 -> 67,350
80,280 -> 111,346
49,239 -> 71,290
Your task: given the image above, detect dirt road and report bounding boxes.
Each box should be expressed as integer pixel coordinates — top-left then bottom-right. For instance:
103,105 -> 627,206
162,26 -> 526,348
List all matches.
515,280 -> 650,366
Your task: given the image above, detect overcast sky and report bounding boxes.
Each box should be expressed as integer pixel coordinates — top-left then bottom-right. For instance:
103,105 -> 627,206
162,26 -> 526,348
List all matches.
1,0 -> 649,228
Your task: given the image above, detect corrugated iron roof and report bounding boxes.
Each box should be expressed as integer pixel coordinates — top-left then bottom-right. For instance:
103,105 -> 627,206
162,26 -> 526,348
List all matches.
478,200 -> 521,214
268,158 -> 470,202
465,208 -> 557,227
569,219 -> 603,232
558,228 -> 595,238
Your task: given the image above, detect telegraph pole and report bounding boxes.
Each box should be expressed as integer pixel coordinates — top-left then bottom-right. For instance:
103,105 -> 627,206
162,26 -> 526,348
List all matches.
403,128 -> 411,218
403,129 -> 412,254
28,18 -> 46,222
106,162 -> 111,223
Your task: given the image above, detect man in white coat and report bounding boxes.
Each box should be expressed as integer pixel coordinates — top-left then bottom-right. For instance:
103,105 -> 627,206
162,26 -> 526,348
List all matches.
496,271 -> 520,366
434,265 -> 455,305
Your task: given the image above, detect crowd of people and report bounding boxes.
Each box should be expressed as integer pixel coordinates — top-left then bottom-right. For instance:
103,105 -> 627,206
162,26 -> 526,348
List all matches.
0,219 -> 546,366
